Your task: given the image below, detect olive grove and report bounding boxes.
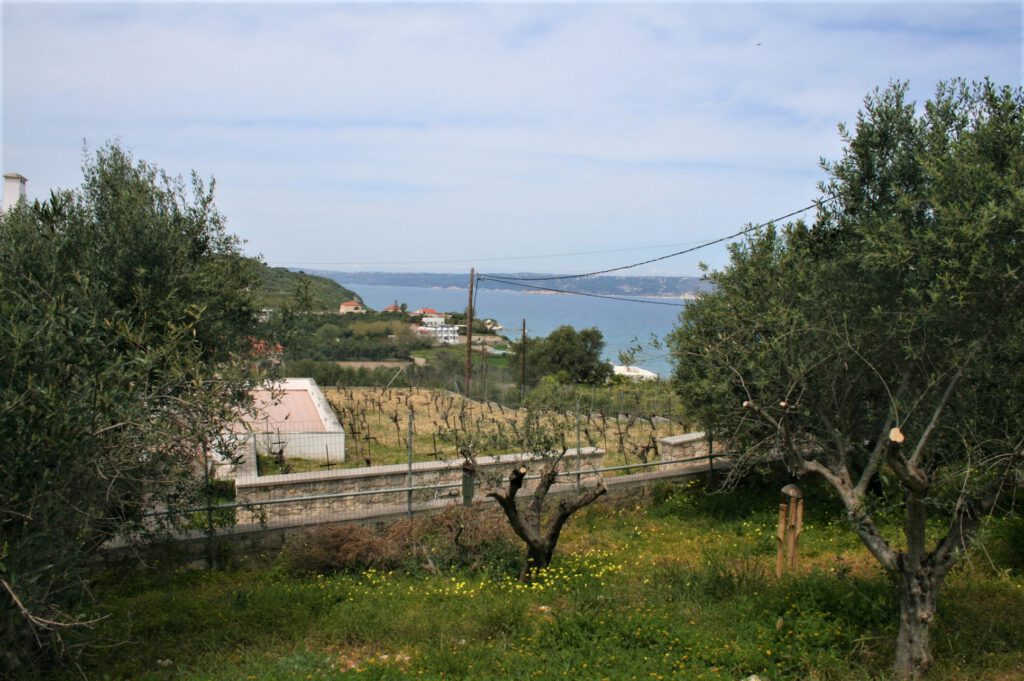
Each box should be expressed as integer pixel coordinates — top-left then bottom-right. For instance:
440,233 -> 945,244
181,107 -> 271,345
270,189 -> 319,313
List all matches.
669,81 -> 1023,679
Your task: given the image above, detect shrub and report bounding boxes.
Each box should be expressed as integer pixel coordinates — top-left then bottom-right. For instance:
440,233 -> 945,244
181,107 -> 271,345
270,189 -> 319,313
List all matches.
281,524 -> 405,574
280,507 -> 520,577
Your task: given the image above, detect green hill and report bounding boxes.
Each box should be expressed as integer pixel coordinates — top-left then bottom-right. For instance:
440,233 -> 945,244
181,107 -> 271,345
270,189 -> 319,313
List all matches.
256,264 -> 364,311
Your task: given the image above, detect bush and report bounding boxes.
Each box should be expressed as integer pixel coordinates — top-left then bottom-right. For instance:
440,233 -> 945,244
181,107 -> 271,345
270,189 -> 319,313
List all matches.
281,524 -> 405,574
280,507 -> 520,577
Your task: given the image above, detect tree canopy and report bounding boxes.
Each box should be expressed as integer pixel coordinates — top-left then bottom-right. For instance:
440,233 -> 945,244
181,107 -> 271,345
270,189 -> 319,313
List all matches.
512,325 -> 612,386
669,80 -> 1023,679
0,144 -> 264,672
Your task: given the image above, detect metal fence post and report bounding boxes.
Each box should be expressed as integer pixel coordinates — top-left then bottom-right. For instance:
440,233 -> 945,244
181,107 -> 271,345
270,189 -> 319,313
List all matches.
407,410 -> 414,518
462,462 -> 476,507
575,399 -> 582,493
202,439 -> 217,570
706,433 -> 716,485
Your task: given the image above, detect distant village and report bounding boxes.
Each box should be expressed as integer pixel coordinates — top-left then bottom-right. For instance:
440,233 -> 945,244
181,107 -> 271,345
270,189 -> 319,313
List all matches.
340,298 -> 500,347
337,298 -> 657,381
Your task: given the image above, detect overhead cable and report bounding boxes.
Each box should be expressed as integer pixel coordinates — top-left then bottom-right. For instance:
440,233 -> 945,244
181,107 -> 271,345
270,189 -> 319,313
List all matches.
484,197 -> 835,282
477,275 -> 688,307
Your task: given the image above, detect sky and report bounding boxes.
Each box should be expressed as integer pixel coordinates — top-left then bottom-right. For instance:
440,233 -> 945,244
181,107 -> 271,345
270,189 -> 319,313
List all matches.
2,1 -> 1021,277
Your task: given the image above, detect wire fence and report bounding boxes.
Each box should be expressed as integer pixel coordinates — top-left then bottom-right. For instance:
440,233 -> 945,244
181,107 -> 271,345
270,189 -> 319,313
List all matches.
130,387 -> 722,565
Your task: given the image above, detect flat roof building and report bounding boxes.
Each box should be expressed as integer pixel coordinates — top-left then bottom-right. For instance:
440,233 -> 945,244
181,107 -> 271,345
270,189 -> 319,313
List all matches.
2,173 -> 28,213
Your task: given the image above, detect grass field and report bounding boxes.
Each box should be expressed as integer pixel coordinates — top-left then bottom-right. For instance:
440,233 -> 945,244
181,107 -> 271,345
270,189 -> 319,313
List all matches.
61,473 -> 1024,680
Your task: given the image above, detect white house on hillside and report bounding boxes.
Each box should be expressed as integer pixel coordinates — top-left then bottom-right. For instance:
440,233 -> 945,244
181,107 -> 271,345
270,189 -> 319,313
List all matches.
338,300 -> 367,314
415,324 -> 460,345
419,313 -> 447,327
613,365 -> 659,382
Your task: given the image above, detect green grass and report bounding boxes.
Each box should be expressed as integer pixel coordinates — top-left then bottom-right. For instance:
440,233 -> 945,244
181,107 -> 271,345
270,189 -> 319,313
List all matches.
54,476 -> 1024,680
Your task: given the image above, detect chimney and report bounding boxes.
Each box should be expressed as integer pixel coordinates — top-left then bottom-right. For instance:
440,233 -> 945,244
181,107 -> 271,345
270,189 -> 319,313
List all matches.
2,173 -> 28,213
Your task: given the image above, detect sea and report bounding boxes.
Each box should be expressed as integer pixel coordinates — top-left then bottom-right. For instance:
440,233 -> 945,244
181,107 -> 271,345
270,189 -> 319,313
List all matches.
343,282 -> 687,378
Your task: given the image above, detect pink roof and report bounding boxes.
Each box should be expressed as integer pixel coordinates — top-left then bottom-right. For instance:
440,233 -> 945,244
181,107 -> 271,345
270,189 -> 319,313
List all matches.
231,389 -> 326,433
340,300 -> 362,307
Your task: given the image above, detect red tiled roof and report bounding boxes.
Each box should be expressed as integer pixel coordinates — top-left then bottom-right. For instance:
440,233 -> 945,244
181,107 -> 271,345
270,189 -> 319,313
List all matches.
340,301 -> 362,307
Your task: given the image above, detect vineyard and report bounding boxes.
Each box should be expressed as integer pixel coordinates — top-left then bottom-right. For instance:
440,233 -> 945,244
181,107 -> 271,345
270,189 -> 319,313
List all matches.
306,386 -> 692,470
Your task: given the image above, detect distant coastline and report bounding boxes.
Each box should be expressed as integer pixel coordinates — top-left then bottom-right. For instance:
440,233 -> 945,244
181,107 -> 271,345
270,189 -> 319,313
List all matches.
307,269 -> 707,299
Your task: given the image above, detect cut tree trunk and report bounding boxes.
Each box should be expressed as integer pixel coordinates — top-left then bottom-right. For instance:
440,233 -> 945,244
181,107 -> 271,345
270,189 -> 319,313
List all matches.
523,544 -> 555,579
487,462 -> 607,582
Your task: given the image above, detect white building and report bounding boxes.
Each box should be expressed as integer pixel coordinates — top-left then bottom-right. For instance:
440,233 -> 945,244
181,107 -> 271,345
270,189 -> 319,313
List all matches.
2,173 -> 27,213
613,365 -> 660,382
216,378 -> 345,478
420,314 -> 447,327
338,300 -> 367,314
415,324 -> 460,345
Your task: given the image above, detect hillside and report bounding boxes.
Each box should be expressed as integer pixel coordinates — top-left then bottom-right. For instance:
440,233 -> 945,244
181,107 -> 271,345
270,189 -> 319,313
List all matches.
256,264 -> 363,311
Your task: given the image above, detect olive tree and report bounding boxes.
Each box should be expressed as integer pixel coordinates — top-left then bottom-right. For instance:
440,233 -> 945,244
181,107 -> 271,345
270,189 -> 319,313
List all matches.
446,408 -> 607,580
0,144 -> 263,673
669,81 -> 1023,679
510,325 -> 613,386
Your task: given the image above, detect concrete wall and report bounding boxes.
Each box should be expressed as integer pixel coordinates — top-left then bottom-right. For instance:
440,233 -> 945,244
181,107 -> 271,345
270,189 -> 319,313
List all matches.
235,448 -> 604,524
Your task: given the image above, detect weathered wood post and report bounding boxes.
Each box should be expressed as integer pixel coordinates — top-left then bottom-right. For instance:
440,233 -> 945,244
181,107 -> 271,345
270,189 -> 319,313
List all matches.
775,484 -> 804,577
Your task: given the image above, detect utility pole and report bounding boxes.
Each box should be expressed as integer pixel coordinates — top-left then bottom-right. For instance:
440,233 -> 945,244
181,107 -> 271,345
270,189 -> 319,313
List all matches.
464,268 -> 475,398
520,318 -> 527,400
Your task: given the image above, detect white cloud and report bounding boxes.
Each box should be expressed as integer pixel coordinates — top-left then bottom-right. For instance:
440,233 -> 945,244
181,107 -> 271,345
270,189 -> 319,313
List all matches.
3,1 -> 1020,274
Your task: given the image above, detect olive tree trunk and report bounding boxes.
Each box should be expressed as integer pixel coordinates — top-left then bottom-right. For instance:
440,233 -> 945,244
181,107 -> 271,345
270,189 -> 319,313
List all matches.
487,455 -> 607,580
894,564 -> 940,677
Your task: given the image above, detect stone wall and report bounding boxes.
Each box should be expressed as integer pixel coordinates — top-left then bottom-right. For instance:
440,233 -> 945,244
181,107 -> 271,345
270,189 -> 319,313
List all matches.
657,432 -> 725,466
234,448 -> 604,524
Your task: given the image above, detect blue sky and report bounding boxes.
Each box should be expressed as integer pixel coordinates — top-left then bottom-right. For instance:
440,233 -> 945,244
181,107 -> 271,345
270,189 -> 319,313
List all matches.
2,2 -> 1020,276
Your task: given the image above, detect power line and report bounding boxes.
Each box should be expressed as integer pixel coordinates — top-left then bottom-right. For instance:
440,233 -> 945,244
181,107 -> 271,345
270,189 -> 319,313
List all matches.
477,275 -> 688,307
485,197 -> 834,282
268,237 -> 714,269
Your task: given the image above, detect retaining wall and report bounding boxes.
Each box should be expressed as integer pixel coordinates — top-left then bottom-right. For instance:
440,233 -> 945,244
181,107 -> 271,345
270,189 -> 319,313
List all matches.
658,431 -> 724,464
234,448 -> 604,524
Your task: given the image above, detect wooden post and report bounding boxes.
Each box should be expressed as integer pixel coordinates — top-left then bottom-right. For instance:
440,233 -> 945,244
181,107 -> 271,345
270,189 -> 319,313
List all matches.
777,484 -> 804,577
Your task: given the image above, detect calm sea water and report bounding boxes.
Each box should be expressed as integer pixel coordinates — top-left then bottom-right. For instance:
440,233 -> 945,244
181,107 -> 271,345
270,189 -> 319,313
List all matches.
344,282 -> 685,377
